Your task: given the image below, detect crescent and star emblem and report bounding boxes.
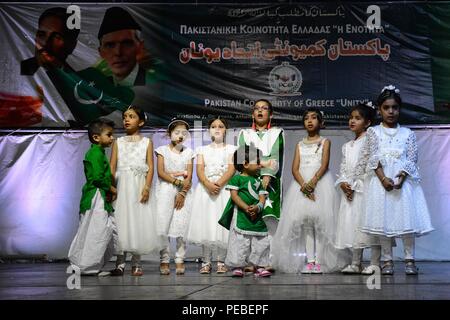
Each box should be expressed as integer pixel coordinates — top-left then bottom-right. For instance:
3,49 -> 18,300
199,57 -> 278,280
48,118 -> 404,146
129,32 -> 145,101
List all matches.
74,81 -> 104,105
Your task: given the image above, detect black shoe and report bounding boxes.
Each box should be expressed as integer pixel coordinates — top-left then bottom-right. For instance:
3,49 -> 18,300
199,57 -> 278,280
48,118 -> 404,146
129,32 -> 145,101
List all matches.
110,266 -> 124,276
405,260 -> 418,275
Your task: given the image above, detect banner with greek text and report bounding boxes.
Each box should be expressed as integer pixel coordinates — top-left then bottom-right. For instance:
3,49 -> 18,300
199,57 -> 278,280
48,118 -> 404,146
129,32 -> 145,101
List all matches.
0,2 -> 449,128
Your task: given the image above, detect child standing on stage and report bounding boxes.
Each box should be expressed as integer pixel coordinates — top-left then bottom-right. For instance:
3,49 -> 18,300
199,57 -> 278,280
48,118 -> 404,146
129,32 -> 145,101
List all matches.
109,106 -> 160,277
272,108 -> 341,274
219,144 -> 272,278
335,103 -> 383,275
187,117 -> 236,274
238,99 -> 284,272
68,118 -> 117,275
360,85 -> 433,275
155,119 -> 194,275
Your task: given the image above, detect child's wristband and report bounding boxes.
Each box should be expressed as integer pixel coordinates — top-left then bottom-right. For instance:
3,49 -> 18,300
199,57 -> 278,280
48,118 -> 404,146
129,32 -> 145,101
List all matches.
256,202 -> 264,213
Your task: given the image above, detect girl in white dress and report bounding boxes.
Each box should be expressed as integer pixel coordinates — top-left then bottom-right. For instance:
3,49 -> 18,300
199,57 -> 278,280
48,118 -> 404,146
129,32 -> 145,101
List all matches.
272,108 -> 342,274
187,117 -> 236,274
110,106 -> 161,276
361,85 -> 434,275
336,103 -> 384,275
154,119 -> 194,275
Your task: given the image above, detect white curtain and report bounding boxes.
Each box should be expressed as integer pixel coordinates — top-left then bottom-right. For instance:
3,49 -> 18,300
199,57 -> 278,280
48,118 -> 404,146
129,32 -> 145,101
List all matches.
1,128 -> 449,260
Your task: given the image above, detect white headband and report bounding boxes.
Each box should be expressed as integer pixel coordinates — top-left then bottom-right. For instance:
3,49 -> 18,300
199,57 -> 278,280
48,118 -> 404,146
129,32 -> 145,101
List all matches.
381,85 -> 400,94
168,118 -> 190,130
365,101 -> 376,109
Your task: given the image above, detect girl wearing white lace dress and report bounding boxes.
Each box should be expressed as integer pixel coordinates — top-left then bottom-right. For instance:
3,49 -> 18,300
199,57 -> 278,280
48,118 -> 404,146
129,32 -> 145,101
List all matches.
186,117 -> 236,274
360,85 -> 434,275
154,119 -> 194,276
272,108 -> 342,274
335,103 -> 384,275
110,106 -> 161,277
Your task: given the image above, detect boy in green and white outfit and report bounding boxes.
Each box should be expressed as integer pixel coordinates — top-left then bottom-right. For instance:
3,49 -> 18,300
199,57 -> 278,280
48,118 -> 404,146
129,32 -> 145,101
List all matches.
219,144 -> 271,277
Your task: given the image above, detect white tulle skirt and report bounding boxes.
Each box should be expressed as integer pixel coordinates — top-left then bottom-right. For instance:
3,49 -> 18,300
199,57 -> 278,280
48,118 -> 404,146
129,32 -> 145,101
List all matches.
335,190 -> 380,249
114,170 -> 163,255
272,167 -> 349,273
186,182 -> 229,249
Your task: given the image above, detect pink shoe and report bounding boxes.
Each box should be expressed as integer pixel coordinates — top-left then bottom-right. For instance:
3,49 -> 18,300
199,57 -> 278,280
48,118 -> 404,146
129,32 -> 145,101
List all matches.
232,268 -> 244,277
254,268 -> 272,277
312,263 -> 323,274
301,262 -> 315,274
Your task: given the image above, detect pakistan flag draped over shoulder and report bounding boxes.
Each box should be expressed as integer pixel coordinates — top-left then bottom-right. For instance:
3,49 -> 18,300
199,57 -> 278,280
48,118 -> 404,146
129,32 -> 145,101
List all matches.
238,127 -> 284,221
46,66 -> 134,126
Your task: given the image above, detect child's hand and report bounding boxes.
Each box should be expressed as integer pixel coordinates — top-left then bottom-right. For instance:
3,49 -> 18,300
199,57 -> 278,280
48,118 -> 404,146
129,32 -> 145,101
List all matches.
345,191 -> 353,201
106,186 -> 117,202
174,193 -> 186,210
340,182 -> 354,201
300,182 -> 308,194
340,182 -> 352,194
205,180 -> 220,195
262,176 -> 271,190
246,205 -> 258,221
140,188 -> 150,203
183,180 -> 192,191
394,172 -> 407,189
381,177 -> 395,191
305,180 -> 315,193
306,192 -> 316,201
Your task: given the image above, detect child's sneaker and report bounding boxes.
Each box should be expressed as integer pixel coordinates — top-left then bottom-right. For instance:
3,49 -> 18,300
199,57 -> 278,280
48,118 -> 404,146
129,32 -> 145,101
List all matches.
243,265 -> 255,273
405,260 -> 418,275
254,268 -> 272,277
176,262 -> 185,275
200,263 -> 211,274
265,266 -> 275,273
159,262 -> 170,275
341,264 -> 362,274
361,264 -> 380,275
131,266 -> 143,276
232,268 -> 244,277
216,262 -> 228,274
110,266 -> 124,276
381,261 -> 394,275
312,263 -> 323,274
301,262 -> 315,274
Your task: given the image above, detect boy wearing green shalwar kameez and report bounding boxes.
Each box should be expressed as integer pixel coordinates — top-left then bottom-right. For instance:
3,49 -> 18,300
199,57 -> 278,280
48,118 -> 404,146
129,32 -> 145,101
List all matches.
219,144 -> 272,277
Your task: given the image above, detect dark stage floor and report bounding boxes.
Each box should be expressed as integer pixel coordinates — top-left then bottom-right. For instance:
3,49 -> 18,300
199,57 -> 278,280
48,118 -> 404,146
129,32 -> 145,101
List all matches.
0,261 -> 449,300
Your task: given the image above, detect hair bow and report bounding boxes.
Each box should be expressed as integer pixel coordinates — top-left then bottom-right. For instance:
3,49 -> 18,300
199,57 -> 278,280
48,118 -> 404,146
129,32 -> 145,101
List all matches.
381,85 -> 400,94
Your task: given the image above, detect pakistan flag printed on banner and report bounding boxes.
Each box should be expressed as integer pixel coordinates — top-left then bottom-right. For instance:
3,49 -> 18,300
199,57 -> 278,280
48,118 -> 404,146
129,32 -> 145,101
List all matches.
48,67 -> 134,126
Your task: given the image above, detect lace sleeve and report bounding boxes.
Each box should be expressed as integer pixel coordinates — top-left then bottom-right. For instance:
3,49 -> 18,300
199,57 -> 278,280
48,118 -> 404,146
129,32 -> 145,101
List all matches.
335,144 -> 351,187
402,131 -> 420,181
366,127 -> 381,170
354,137 -> 369,179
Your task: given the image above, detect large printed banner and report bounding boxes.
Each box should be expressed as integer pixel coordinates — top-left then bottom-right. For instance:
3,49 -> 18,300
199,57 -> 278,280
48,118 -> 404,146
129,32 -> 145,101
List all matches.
0,3 -> 449,128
